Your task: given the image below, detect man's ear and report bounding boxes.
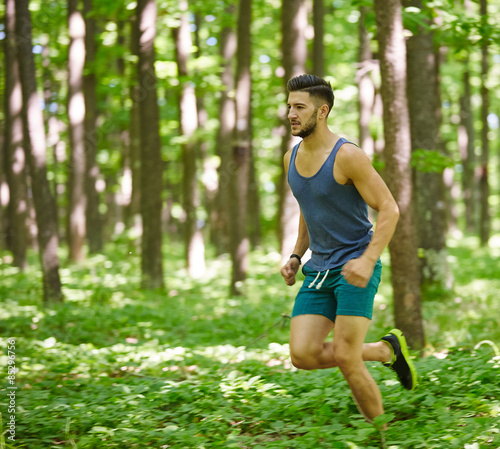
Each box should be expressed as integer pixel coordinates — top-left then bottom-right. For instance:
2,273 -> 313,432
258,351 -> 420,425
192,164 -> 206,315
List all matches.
318,104 -> 329,119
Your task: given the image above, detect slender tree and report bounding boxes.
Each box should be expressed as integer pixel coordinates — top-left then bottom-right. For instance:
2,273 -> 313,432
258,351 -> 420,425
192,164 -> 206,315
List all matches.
127,15 -> 142,225
357,5 -> 375,157
247,150 -> 262,249
136,0 -> 164,288
405,0 -> 450,291
312,0 -> 325,77
83,0 -> 103,253
278,0 -> 307,262
479,0 -> 490,246
4,0 -> 28,269
172,0 -> 206,278
374,0 -> 424,349
212,10 -> 236,254
459,62 -> 476,232
16,0 -> 63,302
67,0 -> 87,262
229,0 -> 253,294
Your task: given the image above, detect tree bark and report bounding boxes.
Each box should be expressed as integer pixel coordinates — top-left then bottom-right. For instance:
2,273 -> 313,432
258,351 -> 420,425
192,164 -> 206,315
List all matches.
212,17 -> 236,255
357,5 -> 375,157
16,0 -> 63,302
405,0 -> 450,292
67,0 -> 87,262
278,0 -> 307,262
172,0 -> 206,279
312,0 -> 325,77
127,15 -> 142,226
458,63 -> 476,233
374,0 -> 424,349
4,0 -> 29,269
247,152 -> 262,249
83,0 -> 103,253
229,0 -> 253,295
479,0 -> 490,246
136,0 -> 164,288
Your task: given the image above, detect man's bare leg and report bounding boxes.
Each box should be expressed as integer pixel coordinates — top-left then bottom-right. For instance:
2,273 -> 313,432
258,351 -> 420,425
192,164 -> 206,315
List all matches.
289,314 -> 391,369
289,314 -> 390,420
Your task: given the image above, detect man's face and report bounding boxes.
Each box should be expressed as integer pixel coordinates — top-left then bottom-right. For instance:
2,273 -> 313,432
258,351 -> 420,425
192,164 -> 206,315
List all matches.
287,91 -> 319,139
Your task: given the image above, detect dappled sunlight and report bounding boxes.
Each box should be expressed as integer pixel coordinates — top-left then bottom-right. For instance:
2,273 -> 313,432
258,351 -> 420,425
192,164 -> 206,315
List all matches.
2,239 -> 500,447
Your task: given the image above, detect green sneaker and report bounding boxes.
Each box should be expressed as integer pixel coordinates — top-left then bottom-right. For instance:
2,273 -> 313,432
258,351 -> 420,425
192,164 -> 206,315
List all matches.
381,329 -> 418,390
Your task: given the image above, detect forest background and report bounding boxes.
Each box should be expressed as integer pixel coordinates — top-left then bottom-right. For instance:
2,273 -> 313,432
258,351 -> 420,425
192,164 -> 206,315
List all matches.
1,0 -> 500,447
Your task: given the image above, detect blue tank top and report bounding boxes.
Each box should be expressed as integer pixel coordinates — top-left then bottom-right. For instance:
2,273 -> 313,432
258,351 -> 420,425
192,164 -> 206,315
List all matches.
288,138 -> 373,271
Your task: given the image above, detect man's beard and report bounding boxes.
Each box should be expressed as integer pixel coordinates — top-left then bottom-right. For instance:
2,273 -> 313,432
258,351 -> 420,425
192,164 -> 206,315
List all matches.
293,109 -> 318,139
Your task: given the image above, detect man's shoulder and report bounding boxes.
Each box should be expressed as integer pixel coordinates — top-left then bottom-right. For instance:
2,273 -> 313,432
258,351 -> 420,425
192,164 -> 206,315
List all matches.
283,145 -> 297,164
337,141 -> 369,164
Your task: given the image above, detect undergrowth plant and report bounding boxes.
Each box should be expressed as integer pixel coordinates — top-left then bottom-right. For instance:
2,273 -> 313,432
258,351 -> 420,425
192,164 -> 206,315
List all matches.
0,236 -> 499,448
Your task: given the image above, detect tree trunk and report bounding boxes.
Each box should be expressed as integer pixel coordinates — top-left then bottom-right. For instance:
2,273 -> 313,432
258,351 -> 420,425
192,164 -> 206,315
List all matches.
312,0 -> 324,77
4,0 -> 28,269
458,63 -> 476,233
83,0 -> 102,254
357,5 -> 375,157
67,0 -> 87,262
479,0 -> 490,246
127,15 -> 142,227
16,0 -> 63,302
374,0 -> 424,349
405,0 -> 450,293
248,152 -> 262,249
136,0 -> 164,288
0,134 -> 6,251
229,0 -> 253,295
278,0 -> 307,262
212,17 -> 236,255
172,0 -> 205,279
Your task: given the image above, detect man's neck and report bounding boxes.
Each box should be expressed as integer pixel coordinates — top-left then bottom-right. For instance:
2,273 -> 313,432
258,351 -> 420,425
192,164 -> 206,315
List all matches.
301,127 -> 338,153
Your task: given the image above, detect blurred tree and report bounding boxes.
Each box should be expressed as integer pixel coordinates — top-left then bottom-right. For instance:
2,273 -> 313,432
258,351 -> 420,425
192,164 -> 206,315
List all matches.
277,0 -> 307,262
3,0 -> 29,269
312,0 -> 325,77
83,0 -> 103,253
479,0 -> 490,246
229,0 -> 253,295
172,0 -> 206,279
16,0 -> 63,302
374,0 -> 424,349
212,6 -> 236,255
357,4 -> 375,157
136,0 -> 164,288
247,144 -> 262,249
459,64 -> 476,232
127,14 -> 142,226
405,0 -> 450,292
67,0 -> 87,262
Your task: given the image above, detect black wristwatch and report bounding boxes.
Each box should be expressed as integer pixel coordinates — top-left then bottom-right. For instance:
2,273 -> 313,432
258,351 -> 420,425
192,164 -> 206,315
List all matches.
290,254 -> 302,265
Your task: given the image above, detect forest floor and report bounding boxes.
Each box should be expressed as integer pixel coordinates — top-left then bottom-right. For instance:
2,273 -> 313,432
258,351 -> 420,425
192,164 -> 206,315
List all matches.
1,235 -> 499,448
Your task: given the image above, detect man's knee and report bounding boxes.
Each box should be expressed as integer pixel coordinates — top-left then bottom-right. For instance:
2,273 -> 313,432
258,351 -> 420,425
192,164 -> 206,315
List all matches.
334,346 -> 361,376
290,346 -> 321,370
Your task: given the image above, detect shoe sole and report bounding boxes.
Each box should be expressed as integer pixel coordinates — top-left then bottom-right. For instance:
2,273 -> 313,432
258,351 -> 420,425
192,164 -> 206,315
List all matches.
390,329 -> 418,390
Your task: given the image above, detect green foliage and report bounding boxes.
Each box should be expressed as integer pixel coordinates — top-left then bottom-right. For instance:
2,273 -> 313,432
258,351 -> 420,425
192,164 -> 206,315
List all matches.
1,238 -> 500,448
411,149 -> 454,174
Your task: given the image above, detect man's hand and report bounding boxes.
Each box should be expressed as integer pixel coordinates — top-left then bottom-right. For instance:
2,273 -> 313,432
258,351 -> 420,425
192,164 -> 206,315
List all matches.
341,257 -> 375,288
281,258 -> 301,286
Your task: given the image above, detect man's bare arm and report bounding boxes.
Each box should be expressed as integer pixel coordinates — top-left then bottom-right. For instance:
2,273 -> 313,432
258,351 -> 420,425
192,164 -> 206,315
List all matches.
336,144 -> 400,287
281,149 -> 310,286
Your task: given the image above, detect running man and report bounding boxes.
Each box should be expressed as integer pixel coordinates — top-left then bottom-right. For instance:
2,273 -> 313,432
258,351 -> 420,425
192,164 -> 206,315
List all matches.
280,74 -> 418,422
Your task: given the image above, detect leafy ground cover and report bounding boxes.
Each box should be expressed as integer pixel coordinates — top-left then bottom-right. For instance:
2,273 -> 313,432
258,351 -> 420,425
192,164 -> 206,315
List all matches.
1,235 -> 499,448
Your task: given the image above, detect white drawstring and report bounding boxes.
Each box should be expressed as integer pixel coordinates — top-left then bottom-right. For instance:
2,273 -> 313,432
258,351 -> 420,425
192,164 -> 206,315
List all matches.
308,271 -> 321,289
308,269 -> 330,289
315,270 -> 330,289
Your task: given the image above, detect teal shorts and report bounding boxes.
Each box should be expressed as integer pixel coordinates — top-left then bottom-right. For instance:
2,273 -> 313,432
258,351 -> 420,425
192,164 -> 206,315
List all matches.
291,260 -> 382,322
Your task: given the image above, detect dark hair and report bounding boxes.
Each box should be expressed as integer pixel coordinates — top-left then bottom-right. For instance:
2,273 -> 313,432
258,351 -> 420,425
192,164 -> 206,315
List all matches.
287,74 -> 334,115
